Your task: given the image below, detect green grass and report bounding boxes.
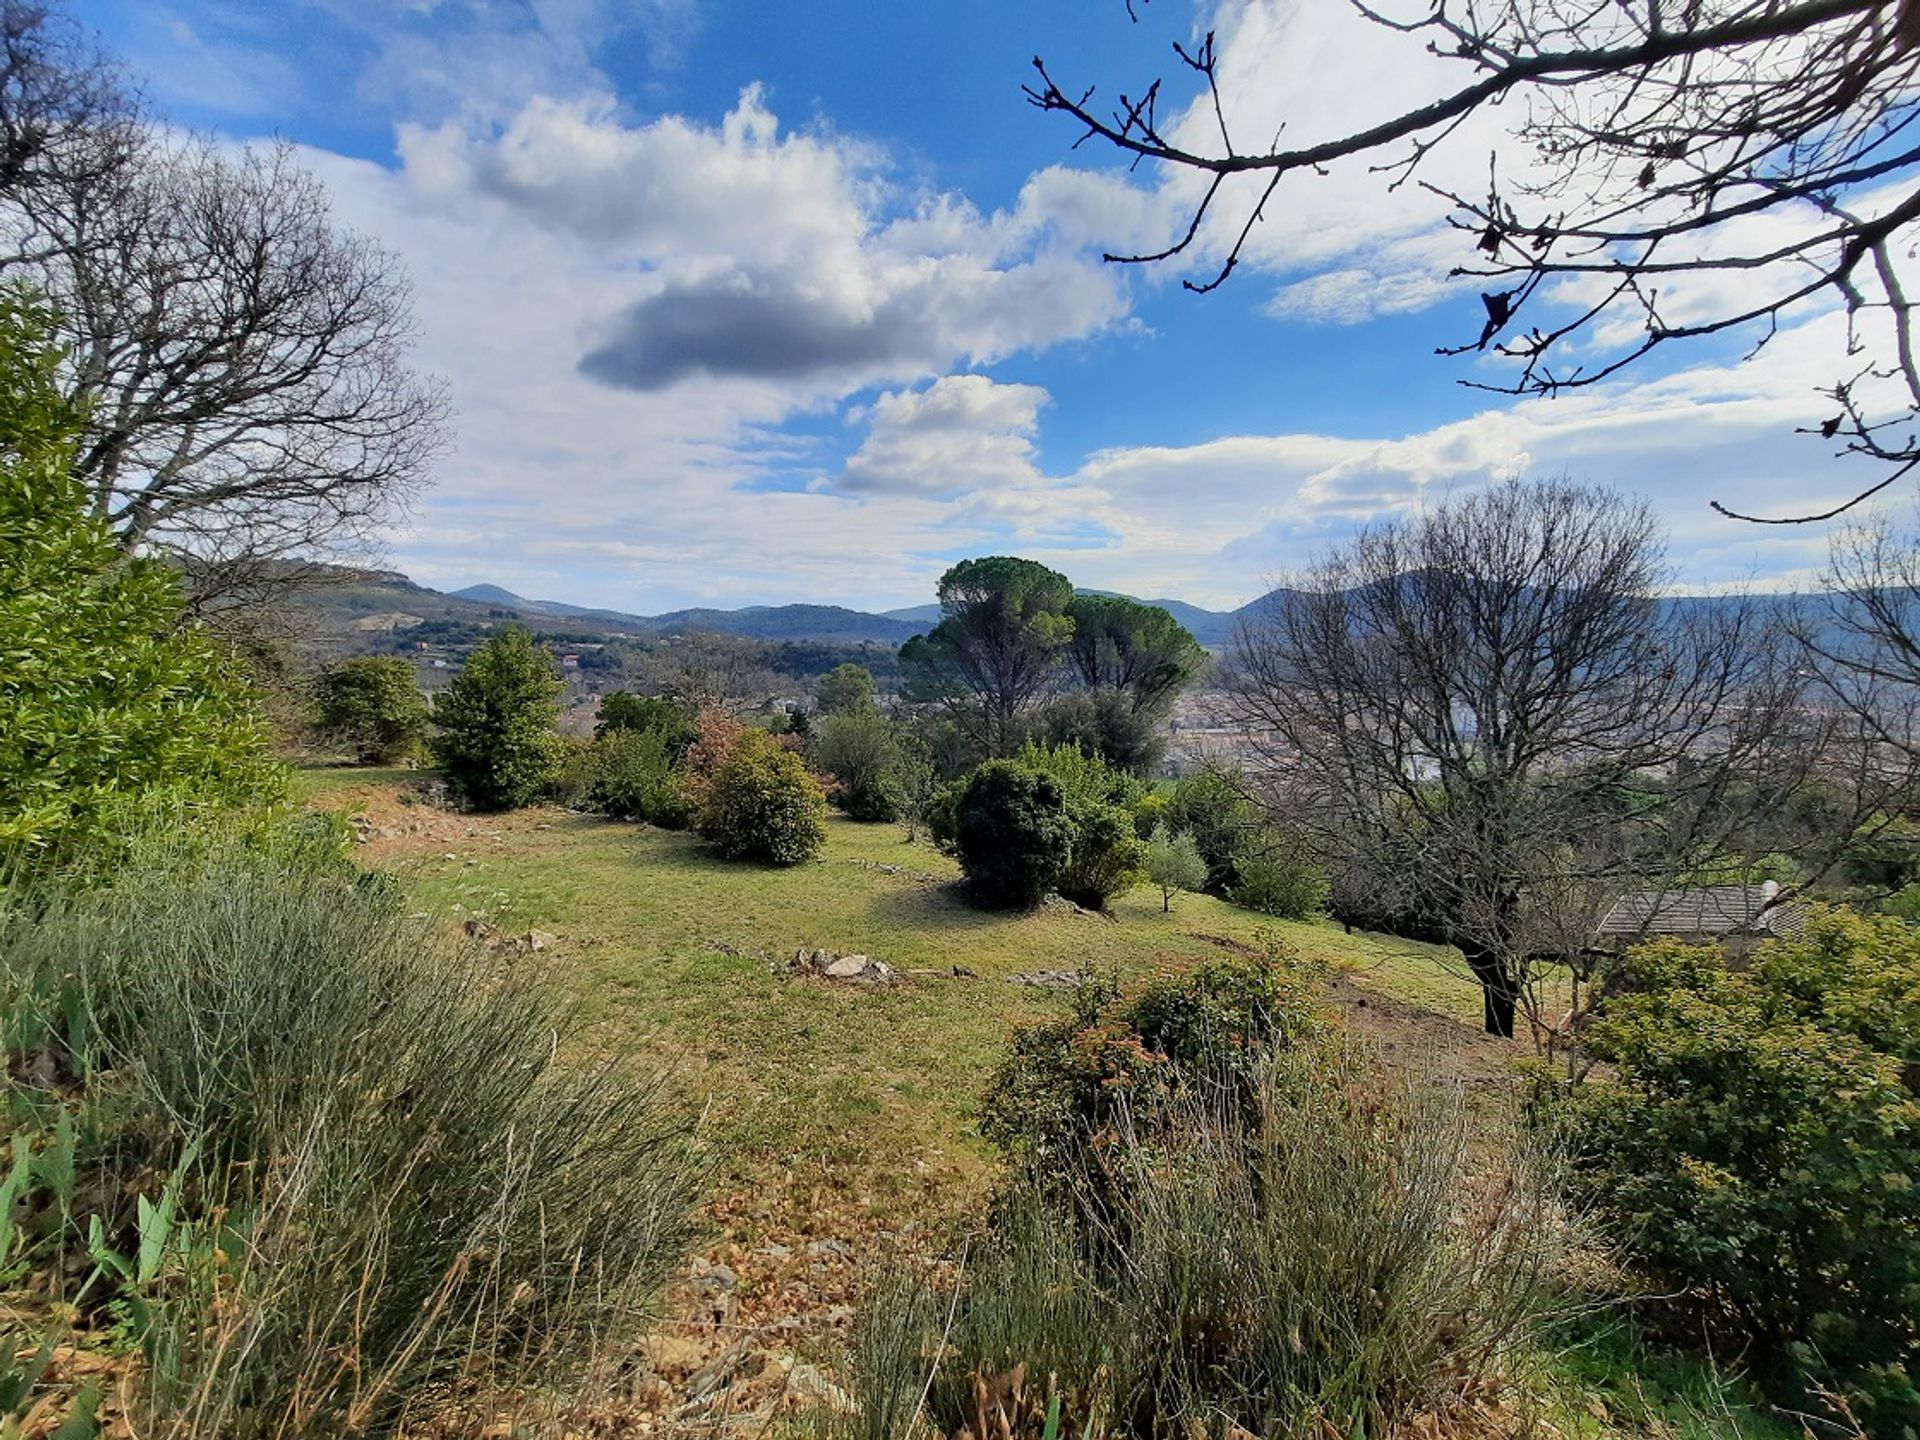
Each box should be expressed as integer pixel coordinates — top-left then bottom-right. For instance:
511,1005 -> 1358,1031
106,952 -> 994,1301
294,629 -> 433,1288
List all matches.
301,770 -> 1793,1440
312,772 -> 1485,1212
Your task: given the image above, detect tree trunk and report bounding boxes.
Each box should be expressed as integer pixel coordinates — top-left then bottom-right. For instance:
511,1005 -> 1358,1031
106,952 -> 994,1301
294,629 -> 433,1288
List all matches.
1461,944 -> 1519,1038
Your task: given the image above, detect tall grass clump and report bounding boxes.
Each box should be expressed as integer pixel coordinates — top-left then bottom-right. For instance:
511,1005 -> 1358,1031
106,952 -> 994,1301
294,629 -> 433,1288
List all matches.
838,957 -> 1563,1440
0,830 -> 703,1437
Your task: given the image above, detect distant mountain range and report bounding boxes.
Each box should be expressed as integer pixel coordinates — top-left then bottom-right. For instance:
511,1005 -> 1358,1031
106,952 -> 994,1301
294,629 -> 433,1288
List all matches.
449,582 -> 1274,648
296,568 -> 1801,654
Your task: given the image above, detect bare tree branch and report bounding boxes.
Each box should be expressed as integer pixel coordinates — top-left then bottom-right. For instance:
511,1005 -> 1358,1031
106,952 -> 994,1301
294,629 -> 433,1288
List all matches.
1033,0 -> 1920,520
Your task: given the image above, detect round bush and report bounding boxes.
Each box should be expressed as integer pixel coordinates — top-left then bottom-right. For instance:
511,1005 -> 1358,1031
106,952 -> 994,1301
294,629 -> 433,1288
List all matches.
697,730 -> 828,865
955,761 -> 1070,910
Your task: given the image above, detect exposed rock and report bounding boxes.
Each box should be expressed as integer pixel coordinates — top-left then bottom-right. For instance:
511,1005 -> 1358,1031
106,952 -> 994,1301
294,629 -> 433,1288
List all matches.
1009,969 -> 1087,990
790,947 -> 902,986
952,964 -> 978,979
805,1238 -> 853,1260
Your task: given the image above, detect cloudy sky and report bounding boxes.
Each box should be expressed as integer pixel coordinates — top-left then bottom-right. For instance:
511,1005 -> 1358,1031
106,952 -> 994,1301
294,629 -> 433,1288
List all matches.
69,0 -> 1876,612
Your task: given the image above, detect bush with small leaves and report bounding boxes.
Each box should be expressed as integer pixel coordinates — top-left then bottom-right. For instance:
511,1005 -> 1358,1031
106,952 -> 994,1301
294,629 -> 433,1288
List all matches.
697,729 -> 828,865
1145,824 -> 1207,913
954,761 -> 1071,910
554,728 -> 691,827
430,628 -> 564,811
981,950 -> 1318,1167
313,655 -> 429,764
1165,768 -> 1257,893
1542,911 -> 1920,1433
810,706 -> 903,822
1014,742 -> 1143,907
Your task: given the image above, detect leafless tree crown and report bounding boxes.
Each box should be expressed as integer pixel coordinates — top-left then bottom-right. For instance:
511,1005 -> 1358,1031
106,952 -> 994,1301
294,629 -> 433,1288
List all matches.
1225,479 -> 1824,1035
0,1 -> 449,586
1030,0 -> 1920,521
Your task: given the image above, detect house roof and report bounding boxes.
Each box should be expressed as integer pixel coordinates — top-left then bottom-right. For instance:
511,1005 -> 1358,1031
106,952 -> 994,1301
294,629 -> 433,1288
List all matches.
1597,881 -> 1807,940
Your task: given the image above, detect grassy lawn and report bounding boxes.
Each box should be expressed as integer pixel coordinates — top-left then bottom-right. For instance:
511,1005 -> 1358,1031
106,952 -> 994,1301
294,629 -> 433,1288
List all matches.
293,769 -> 1789,1439
306,770 -> 1495,1215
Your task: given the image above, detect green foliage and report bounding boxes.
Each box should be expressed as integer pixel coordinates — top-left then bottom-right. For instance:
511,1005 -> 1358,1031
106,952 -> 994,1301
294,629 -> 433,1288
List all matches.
1028,687 -> 1169,777
0,295 -> 277,871
594,690 -> 696,757
312,655 -> 429,763
1063,592 -> 1205,717
814,662 -> 878,716
1013,739 -> 1144,811
980,952 -> 1315,1164
0,832 -> 701,1434
899,557 -> 1074,756
1228,838 -> 1329,920
1545,911 -> 1920,1432
1164,768 -> 1257,893
810,706 -> 904,822
1060,800 -> 1143,909
429,626 -> 564,810
697,729 -> 828,865
1015,742 -> 1146,907
554,727 -> 692,827
872,1037 -> 1555,1440
1145,824 -> 1206,912
954,761 -> 1070,910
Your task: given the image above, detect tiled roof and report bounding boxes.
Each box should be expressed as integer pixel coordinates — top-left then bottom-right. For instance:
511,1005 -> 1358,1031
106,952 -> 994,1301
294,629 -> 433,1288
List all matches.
1597,881 -> 1806,939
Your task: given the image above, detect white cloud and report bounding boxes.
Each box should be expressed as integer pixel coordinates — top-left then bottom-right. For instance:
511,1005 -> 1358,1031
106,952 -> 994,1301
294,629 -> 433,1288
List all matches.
841,377 -> 1049,498
397,88 -> 1131,396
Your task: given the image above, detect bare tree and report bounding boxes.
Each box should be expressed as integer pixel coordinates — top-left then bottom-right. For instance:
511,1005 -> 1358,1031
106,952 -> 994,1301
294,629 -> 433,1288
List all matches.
1225,479 -> 1813,1037
1030,0 -> 1920,521
1793,510 -> 1920,835
0,2 -> 447,594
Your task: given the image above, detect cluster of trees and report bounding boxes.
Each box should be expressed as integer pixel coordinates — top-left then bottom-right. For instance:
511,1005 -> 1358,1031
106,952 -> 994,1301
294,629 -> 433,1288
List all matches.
337,631 -> 828,865
900,556 -> 1205,774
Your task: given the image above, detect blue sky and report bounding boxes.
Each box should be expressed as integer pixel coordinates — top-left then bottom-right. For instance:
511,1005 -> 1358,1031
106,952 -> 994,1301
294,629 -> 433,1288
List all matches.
68,0 -> 1868,611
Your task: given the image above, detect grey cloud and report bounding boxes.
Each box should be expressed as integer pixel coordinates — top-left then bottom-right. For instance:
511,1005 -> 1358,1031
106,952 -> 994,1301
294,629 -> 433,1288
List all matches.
578,275 -> 917,390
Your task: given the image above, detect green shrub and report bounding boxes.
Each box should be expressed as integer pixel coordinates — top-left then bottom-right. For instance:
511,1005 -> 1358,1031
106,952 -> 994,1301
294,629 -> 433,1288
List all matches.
1058,798 -> 1143,908
810,707 -> 903,823
1145,823 -> 1206,912
1228,837 -> 1328,919
0,295 -> 277,872
430,627 -> 564,811
697,729 -> 828,865
0,833 -> 701,1436
1165,768 -> 1257,893
555,728 -> 692,826
313,654 -> 430,763
980,952 -> 1315,1164
954,761 -> 1070,910
1014,742 -> 1144,908
1545,911 -> 1920,1433
594,690 -> 696,757
863,1042 -> 1558,1440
